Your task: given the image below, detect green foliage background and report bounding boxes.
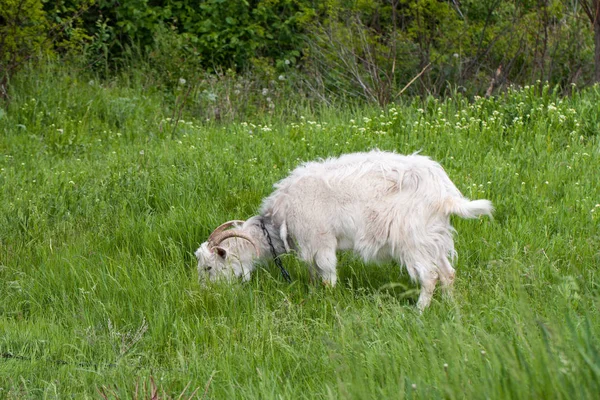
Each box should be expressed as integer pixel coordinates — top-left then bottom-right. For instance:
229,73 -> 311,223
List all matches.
0,0 -> 51,88
1,0 -> 597,102
43,0 -> 312,69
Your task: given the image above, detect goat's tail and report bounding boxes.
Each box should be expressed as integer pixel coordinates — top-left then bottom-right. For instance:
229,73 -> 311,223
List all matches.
444,197 -> 494,219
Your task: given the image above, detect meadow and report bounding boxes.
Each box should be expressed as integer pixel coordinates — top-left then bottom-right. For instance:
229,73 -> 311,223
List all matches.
1,64 -> 599,399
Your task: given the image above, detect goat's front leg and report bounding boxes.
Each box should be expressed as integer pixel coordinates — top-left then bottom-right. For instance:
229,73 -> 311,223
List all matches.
314,249 -> 338,287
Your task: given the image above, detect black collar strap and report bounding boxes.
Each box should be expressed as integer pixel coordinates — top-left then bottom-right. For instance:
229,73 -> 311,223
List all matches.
260,219 -> 292,283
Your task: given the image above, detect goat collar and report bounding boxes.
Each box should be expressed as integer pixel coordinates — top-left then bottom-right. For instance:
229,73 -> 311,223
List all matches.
259,219 -> 292,283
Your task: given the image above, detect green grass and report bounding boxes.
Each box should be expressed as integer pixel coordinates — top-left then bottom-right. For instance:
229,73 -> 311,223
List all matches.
1,64 -> 599,399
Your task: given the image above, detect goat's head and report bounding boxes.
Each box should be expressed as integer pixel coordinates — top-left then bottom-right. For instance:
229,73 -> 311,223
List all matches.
195,220 -> 260,283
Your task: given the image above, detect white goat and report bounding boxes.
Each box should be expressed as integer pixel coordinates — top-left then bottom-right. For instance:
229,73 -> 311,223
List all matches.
195,150 -> 493,310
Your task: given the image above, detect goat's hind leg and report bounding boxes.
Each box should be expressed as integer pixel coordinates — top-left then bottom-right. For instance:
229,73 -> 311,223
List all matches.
405,259 -> 439,312
438,256 -> 456,299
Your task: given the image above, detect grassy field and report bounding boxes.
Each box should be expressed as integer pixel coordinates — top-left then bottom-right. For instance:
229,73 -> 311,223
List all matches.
1,64 -> 599,399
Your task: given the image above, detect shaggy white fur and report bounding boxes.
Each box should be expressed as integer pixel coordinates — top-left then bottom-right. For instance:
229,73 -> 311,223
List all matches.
195,150 -> 493,311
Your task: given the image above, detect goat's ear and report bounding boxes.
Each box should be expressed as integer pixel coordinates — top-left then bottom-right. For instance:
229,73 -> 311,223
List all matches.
214,246 -> 227,259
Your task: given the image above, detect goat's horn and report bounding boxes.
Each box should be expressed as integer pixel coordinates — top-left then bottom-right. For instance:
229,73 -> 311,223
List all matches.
210,230 -> 260,257
207,220 -> 246,245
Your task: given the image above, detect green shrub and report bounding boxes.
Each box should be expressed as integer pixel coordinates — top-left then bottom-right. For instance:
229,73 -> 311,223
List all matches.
51,0 -> 313,71
0,0 -> 51,97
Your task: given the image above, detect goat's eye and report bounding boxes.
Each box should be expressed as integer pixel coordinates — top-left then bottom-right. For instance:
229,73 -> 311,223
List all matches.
205,266 -> 212,271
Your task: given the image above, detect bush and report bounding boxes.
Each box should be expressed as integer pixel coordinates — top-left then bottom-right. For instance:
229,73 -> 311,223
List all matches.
45,0 -> 312,71
0,0 -> 51,98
